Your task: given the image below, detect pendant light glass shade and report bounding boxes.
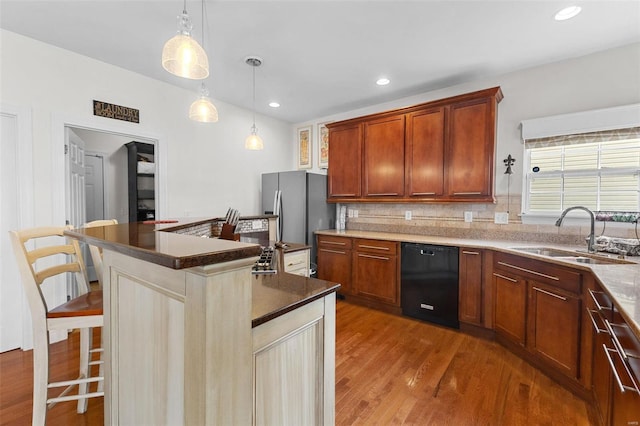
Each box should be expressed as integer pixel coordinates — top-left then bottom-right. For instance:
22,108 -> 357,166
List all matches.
245,125 -> 264,150
245,56 -> 264,150
189,83 -> 218,122
162,10 -> 209,80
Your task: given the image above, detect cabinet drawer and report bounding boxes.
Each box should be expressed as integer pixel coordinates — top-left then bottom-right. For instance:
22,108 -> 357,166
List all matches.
354,238 -> 397,255
494,252 -> 581,294
318,235 -> 352,250
284,250 -> 309,275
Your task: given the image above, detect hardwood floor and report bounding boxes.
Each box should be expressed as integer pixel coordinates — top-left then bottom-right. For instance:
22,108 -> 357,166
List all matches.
0,301 -> 597,425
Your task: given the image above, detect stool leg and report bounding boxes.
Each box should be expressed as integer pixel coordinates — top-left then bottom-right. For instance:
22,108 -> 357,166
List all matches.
97,327 -> 104,393
77,328 -> 90,413
32,329 -> 49,426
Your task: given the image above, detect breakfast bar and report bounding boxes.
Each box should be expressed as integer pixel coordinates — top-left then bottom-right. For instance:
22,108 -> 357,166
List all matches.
65,220 -> 340,425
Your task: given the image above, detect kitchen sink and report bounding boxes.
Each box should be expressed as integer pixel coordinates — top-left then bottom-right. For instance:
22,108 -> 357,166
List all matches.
510,247 -> 634,265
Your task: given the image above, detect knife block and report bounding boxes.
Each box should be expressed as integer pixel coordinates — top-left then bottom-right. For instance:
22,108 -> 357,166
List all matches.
220,223 -> 240,241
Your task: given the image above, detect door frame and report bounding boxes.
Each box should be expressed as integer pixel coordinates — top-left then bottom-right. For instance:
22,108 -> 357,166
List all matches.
51,113 -> 166,227
0,103 -> 34,351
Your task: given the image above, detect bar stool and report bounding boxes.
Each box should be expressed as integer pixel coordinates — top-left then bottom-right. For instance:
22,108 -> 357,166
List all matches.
83,219 -> 118,287
9,226 -> 104,425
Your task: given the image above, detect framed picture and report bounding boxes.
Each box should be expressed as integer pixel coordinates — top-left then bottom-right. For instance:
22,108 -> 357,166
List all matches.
297,126 -> 312,169
317,122 -> 330,169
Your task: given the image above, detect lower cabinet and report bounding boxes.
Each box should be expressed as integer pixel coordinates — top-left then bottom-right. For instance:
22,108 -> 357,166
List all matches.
459,248 -> 483,325
284,249 -> 310,276
317,235 -> 353,295
493,268 -> 527,345
352,239 -> 399,306
492,252 -> 583,383
527,281 -> 581,378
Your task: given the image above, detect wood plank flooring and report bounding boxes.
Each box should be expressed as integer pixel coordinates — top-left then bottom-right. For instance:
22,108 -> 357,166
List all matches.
0,301 -> 598,425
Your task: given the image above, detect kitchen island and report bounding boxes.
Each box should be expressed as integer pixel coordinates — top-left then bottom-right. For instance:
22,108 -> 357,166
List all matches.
66,220 -> 339,425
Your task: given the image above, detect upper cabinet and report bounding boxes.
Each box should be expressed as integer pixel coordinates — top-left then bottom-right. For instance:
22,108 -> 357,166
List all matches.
327,87 -> 503,203
327,123 -> 363,198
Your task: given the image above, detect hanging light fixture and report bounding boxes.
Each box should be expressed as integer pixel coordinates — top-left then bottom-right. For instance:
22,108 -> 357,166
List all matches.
189,0 -> 218,122
162,0 -> 209,80
190,83 -> 218,122
245,56 -> 264,150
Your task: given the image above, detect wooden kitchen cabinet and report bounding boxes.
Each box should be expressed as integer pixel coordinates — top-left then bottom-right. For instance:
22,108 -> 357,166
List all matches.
325,86 -> 502,203
327,123 -> 362,199
527,281 -> 581,379
446,96 -> 498,200
405,107 -> 445,197
363,114 -> 406,198
493,268 -> 527,346
458,248 -> 483,325
317,235 -> 353,295
352,239 -> 399,306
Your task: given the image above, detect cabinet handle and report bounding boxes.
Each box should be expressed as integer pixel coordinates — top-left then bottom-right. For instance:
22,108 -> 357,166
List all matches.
587,309 -> 608,334
497,261 -> 560,281
604,320 -> 635,360
367,193 -> 398,196
462,251 -> 479,255
493,272 -> 518,283
287,260 -> 305,267
331,193 -> 356,197
358,244 -> 390,251
358,253 -> 390,261
603,345 -> 640,394
452,192 -> 482,195
533,286 -> 567,301
412,192 -> 436,196
323,241 -> 346,246
320,249 -> 346,255
588,289 -> 612,312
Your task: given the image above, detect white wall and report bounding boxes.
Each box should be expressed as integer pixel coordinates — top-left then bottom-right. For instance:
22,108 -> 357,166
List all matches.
0,29 -> 294,224
296,42 -> 640,200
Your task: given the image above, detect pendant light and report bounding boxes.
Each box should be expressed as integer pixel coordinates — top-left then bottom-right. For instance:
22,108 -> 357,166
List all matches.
188,0 -> 218,122
245,56 -> 264,150
162,0 -> 209,80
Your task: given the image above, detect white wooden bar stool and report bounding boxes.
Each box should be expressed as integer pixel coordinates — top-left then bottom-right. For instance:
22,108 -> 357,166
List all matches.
9,226 -> 104,426
83,219 -> 118,288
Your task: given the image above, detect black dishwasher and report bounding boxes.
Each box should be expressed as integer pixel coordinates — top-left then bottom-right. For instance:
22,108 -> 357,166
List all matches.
401,243 -> 459,329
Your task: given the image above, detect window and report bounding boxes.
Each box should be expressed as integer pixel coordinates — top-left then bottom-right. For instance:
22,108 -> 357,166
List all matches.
523,128 -> 640,214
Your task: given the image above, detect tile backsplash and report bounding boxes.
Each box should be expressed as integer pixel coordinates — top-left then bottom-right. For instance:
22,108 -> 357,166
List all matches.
343,195 -> 639,246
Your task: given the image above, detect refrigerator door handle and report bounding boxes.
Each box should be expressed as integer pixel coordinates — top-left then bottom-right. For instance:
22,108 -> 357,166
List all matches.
274,190 -> 282,241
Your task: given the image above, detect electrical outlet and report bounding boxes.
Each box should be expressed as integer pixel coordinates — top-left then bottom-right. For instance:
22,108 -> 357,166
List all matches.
348,209 -> 354,218
353,210 -> 358,218
405,211 -> 412,220
464,211 -> 473,223
494,212 -> 509,224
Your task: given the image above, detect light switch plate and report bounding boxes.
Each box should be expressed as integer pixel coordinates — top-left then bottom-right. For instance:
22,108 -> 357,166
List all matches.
405,211 -> 412,220
494,212 -> 509,224
353,209 -> 358,218
464,211 -> 473,223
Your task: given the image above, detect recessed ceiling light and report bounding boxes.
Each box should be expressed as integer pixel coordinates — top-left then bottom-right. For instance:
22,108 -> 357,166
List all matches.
376,78 -> 390,86
268,102 -> 280,108
554,6 -> 582,21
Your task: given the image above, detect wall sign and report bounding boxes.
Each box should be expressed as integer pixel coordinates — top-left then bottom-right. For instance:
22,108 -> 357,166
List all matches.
93,100 -> 139,123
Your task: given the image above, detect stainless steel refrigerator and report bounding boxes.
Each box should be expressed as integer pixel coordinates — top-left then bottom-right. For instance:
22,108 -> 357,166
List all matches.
261,171 -> 334,265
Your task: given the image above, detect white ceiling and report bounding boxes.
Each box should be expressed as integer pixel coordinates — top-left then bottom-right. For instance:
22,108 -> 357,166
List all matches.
1,1 -> 639,124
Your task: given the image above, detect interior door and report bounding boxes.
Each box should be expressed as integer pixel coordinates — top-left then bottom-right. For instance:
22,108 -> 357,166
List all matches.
0,111 -> 22,352
65,128 -> 86,296
84,152 -> 105,281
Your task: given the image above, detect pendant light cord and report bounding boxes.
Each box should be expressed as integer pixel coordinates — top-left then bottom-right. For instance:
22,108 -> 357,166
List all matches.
252,64 -> 256,129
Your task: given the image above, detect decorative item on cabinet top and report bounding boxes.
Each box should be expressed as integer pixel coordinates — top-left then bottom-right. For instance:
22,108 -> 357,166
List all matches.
297,125 -> 312,169
325,86 -> 503,203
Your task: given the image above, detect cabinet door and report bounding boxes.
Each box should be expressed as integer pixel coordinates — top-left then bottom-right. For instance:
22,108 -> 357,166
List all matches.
327,124 -> 362,198
493,270 -> 526,345
405,107 -> 445,197
527,281 -> 581,379
609,348 -> 640,426
317,238 -> 352,295
363,115 -> 405,197
446,97 -> 496,200
353,250 -> 398,306
459,248 -> 483,325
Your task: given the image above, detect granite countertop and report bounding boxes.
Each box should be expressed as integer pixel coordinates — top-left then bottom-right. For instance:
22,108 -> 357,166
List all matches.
316,229 -> 640,340
65,221 -> 263,269
252,248 -> 339,327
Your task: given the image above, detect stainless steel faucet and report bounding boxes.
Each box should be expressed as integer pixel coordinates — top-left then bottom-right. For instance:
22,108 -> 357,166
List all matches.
555,206 -> 596,253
